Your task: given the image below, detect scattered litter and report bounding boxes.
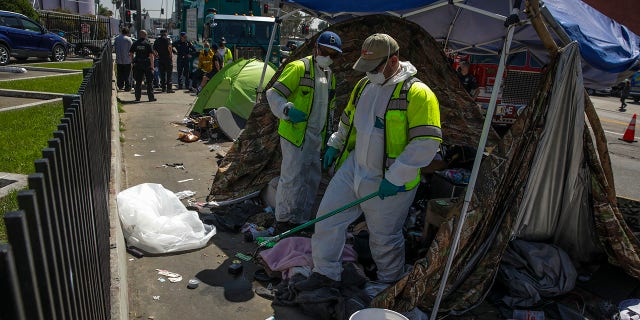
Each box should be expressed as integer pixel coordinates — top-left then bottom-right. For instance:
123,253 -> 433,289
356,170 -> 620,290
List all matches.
159,163 -> 184,170
142,138 -> 147,141
178,178 -> 194,183
158,277 -> 166,283
152,296 -> 160,300
134,154 -> 143,157
175,190 -> 196,199
128,258 -> 135,261
208,145 -> 220,151
126,247 -> 144,258
156,269 -> 183,282
150,150 -> 156,153
148,316 -> 155,320
241,223 -> 274,241
235,253 -> 252,262
187,278 -> 200,289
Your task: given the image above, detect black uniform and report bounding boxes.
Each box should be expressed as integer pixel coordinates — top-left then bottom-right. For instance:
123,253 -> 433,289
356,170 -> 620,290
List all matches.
130,38 -> 156,101
174,39 -> 196,89
153,36 -> 173,92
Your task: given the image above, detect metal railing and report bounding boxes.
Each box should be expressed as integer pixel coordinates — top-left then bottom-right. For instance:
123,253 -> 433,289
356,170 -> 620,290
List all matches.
38,10 -> 112,58
0,42 -> 113,320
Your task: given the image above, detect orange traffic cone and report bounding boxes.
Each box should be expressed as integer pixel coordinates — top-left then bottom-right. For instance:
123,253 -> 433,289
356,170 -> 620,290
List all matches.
619,113 -> 638,143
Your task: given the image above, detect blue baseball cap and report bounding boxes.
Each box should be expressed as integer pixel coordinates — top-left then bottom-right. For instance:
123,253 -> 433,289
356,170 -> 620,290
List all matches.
180,31 -> 186,36
317,31 -> 342,53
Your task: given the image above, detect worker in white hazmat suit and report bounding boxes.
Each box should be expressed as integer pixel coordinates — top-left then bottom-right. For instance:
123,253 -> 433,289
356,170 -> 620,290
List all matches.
295,34 -> 442,291
266,31 -> 342,232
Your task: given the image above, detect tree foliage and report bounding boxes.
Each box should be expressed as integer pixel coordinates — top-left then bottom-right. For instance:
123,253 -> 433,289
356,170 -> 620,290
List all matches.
0,0 -> 39,20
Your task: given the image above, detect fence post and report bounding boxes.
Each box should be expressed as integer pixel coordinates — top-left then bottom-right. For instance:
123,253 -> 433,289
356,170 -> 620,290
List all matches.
0,244 -> 27,320
16,190 -> 58,319
3,211 -> 44,320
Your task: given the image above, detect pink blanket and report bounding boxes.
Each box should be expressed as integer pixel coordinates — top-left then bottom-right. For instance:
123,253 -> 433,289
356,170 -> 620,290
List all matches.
259,237 -> 358,274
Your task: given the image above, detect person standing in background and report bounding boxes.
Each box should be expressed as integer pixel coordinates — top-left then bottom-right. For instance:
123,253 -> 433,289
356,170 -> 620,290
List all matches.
129,30 -> 156,102
174,31 -> 196,90
218,37 -> 233,67
153,29 -> 174,93
114,27 -> 133,91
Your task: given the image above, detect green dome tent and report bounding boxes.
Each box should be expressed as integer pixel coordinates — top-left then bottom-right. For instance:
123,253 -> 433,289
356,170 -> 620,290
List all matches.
191,59 -> 277,119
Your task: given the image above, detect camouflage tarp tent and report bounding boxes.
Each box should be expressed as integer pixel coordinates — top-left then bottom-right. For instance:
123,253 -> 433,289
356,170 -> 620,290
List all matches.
207,14 -> 640,315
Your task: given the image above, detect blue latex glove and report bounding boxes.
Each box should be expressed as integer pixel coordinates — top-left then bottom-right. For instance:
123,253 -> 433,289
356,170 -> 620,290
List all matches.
323,146 -> 339,170
378,178 -> 405,200
287,107 -> 307,123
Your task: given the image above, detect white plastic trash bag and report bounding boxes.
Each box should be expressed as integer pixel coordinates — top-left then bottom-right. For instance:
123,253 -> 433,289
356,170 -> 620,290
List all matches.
117,183 -> 216,253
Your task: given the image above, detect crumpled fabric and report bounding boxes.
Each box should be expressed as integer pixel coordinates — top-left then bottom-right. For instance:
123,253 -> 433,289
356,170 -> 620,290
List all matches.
273,263 -> 370,320
200,202 -> 263,232
260,237 -> 358,280
497,240 -> 577,307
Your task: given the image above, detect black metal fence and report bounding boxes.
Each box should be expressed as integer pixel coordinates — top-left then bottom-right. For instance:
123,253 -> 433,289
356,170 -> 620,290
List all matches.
38,10 -> 112,58
0,42 -> 113,320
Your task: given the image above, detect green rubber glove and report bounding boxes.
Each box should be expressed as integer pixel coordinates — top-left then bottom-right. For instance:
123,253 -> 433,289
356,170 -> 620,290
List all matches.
287,107 -> 307,123
323,146 -> 339,170
378,178 -> 405,199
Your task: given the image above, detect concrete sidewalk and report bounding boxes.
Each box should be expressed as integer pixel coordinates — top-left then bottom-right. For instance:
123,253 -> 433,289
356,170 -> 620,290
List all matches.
117,87 -> 273,320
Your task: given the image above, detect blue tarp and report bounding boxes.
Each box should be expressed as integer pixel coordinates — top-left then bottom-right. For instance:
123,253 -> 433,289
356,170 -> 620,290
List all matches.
285,0 -> 640,87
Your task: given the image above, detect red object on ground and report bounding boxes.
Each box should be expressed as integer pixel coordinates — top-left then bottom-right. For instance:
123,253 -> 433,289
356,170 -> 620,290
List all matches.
619,113 -> 638,143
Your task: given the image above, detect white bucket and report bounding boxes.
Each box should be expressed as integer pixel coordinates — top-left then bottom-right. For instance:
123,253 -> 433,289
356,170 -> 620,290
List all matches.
349,308 -> 409,320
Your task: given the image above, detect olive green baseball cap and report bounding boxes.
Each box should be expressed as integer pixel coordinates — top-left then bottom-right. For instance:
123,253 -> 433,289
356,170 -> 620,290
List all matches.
353,33 -> 399,72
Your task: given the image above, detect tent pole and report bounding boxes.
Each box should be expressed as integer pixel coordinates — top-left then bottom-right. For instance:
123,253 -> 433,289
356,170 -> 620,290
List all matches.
257,9 -> 301,101
430,22 -> 516,319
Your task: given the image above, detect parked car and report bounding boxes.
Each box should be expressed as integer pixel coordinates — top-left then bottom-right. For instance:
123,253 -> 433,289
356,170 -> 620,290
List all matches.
586,87 -> 612,96
0,10 -> 69,65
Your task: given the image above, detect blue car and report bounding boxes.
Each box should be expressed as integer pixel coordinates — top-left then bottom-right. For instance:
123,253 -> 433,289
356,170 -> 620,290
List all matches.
0,10 -> 69,65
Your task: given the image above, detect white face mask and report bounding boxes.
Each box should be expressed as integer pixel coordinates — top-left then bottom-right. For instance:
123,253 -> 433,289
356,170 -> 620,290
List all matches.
316,55 -> 333,68
366,72 -> 386,85
366,57 -> 390,85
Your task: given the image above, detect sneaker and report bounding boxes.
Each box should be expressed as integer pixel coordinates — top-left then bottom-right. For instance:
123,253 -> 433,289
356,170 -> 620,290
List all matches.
294,272 -> 340,292
149,98 -> 157,102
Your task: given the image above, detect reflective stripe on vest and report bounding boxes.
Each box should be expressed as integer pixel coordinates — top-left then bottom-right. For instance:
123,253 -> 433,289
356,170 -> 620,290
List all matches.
276,57 -> 335,147
336,76 -> 433,190
384,77 -> 422,190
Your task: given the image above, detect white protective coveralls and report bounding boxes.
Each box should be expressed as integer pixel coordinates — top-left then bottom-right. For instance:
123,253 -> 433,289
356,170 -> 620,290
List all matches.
266,62 -> 331,224
312,61 -> 440,282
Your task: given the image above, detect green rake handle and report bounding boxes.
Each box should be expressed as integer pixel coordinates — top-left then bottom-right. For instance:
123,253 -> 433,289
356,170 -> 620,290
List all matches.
257,191 -> 379,248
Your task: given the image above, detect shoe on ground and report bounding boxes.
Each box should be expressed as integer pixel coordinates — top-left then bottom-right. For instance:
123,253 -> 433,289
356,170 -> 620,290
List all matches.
135,98 -> 140,102
167,89 -> 175,93
178,85 -> 183,90
149,98 -> 157,102
294,272 -> 340,292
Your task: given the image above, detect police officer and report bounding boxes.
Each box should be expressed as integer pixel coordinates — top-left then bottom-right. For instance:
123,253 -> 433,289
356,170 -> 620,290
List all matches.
174,31 -> 196,90
153,29 -> 174,93
129,30 -> 156,102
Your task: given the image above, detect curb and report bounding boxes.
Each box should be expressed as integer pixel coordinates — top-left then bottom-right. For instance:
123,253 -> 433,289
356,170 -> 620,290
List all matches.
108,68 -> 128,320
0,88 -> 67,100
20,66 -> 81,73
0,98 -> 62,113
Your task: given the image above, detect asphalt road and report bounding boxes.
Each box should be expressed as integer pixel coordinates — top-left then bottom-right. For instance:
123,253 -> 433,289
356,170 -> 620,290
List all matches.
589,95 -> 640,200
